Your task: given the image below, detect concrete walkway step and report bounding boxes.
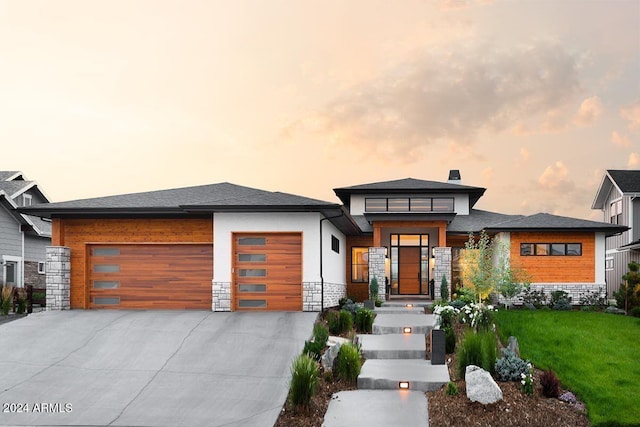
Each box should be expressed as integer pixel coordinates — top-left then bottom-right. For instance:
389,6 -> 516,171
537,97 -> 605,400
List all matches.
375,306 -> 426,315
358,359 -> 450,392
382,300 -> 432,308
372,313 -> 436,335
322,390 -> 428,427
357,333 -> 426,360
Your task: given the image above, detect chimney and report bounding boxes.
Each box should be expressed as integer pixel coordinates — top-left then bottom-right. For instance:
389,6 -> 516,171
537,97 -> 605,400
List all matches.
448,169 -> 461,184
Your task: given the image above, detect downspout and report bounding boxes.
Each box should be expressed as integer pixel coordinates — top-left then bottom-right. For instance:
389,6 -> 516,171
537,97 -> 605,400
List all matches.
21,225 -> 25,288
319,210 -> 345,312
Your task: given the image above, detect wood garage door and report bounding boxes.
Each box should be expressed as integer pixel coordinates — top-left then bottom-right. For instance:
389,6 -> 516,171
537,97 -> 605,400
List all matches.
233,233 -> 302,311
89,244 -> 213,309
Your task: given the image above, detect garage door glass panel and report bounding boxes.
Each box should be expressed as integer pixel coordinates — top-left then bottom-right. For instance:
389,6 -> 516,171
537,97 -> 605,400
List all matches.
238,284 -> 267,292
238,254 -> 266,262
238,238 -> 266,246
239,269 -> 266,277
238,299 -> 267,308
94,265 -> 120,273
92,248 -> 120,256
93,297 -> 120,305
93,281 -> 119,289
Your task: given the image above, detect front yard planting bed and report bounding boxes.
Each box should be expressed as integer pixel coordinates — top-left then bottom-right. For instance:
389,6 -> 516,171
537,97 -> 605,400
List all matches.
494,310 -> 640,426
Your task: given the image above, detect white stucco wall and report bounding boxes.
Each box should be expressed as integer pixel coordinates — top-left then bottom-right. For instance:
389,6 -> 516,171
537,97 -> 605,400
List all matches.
213,212 -> 345,285
595,232 -> 606,284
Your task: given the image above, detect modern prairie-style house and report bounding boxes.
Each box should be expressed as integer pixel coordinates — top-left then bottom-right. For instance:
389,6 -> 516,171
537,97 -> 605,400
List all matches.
0,171 -> 51,289
23,171 -> 626,311
592,169 -> 640,296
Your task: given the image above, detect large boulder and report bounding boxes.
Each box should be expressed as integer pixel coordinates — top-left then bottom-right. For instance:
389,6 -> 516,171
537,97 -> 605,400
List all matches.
605,306 -> 626,315
321,336 -> 349,371
465,365 -> 503,405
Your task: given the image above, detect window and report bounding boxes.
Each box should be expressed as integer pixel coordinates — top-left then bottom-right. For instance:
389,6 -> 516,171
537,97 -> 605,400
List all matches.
238,237 -> 266,245
331,235 -> 340,254
364,197 -> 454,213
605,258 -> 614,271
610,200 -> 623,224
351,247 -> 369,282
520,243 -> 582,256
22,194 -> 32,207
38,262 -> 45,274
93,281 -> 119,289
93,297 -> 120,305
238,254 -> 266,262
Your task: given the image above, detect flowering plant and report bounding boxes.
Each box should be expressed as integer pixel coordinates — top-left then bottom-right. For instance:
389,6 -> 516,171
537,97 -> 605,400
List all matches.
521,363 -> 534,396
458,303 -> 497,332
434,305 -> 459,328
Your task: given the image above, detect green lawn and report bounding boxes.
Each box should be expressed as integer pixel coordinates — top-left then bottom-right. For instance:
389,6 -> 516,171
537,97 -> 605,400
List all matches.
494,310 -> 640,427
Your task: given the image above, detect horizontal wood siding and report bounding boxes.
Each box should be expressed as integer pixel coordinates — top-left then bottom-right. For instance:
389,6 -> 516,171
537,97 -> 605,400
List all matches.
53,218 -> 213,309
510,232 -> 595,283
90,244 -> 213,309
346,235 -> 373,302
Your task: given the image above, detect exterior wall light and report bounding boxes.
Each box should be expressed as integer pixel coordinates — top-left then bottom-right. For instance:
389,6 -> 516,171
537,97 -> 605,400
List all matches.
399,381 -> 410,389
406,303 -> 413,308
403,327 -> 412,334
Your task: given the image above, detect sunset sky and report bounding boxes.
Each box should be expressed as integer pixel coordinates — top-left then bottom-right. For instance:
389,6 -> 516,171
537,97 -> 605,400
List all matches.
1,0 -> 638,220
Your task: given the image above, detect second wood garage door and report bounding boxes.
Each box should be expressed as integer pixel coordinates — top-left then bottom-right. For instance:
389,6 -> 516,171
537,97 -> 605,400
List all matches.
89,244 -> 213,310
233,233 -> 302,311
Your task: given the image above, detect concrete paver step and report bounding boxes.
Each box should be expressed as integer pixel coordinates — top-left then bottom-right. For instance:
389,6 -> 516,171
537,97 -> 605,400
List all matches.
382,300 -> 432,308
375,306 -> 426,314
373,313 -> 436,335
357,333 -> 426,359
322,390 -> 428,427
358,359 -> 450,392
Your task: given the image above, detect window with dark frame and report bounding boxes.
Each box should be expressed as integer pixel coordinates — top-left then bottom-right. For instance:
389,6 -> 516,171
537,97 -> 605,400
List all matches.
351,247 -> 369,282
610,200 -> 623,224
331,235 -> 340,253
364,197 -> 454,213
520,243 -> 582,256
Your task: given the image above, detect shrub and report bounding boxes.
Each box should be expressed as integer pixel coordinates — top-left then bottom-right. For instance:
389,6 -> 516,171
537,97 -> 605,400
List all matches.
540,368 -> 560,398
444,326 -> 456,354
433,305 -> 458,328
303,340 -> 324,361
335,343 -> 361,384
374,298 -> 382,307
289,354 -> 319,408
452,287 -> 475,305
630,307 -> 640,318
614,282 -> 639,310
456,330 -> 497,379
450,299 -> 466,310
0,285 -> 14,315
369,277 -> 379,301
579,287 -> 607,309
521,363 -> 534,396
440,275 -> 449,301
550,290 -> 572,310
313,323 -> 329,346
446,381 -> 459,396
495,348 -> 530,382
338,297 -> 350,308
521,286 -> 547,308
458,303 -> 496,332
327,311 -> 341,335
15,288 -> 28,314
341,300 -> 359,320
355,308 -> 375,333
339,310 -> 354,333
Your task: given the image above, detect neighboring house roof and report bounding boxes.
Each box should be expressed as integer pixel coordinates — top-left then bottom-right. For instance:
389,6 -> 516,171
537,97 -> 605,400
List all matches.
592,169 -> 640,209
618,238 -> 640,251
0,171 -> 23,181
22,182 -> 361,235
486,212 -> 627,237
0,171 -> 51,238
0,180 -> 38,199
333,177 -> 487,208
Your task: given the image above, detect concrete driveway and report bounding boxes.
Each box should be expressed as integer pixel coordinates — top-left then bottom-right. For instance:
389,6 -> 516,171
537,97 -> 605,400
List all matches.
0,310 -> 316,426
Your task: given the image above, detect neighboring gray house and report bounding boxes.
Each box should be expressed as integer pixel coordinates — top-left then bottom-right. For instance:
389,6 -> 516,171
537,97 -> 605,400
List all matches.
0,171 -> 51,289
592,169 -> 640,296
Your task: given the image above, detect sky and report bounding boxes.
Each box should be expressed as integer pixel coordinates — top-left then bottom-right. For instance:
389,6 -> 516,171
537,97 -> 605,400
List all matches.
1,0 -> 639,220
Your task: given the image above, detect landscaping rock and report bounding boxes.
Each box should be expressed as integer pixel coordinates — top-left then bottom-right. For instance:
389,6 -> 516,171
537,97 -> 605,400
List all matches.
507,336 -> 520,357
465,365 -> 503,405
322,336 -> 349,371
605,306 -> 626,315
525,303 -> 536,310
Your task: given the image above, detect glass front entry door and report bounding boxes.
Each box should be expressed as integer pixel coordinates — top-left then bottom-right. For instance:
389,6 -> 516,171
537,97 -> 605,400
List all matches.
390,234 -> 430,295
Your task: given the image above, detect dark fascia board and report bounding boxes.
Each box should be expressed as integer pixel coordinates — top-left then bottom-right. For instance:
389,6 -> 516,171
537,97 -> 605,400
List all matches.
334,187 -> 486,208
20,206 -> 188,218
363,212 -> 457,223
486,225 -> 629,237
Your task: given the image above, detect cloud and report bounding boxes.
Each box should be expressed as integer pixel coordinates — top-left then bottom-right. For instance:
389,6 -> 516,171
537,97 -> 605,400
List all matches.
482,167 -> 494,188
283,41 -> 582,161
629,152 -> 640,168
611,131 -> 631,147
520,147 -> 530,163
621,99 -> 640,132
574,96 -> 603,127
538,161 -> 574,191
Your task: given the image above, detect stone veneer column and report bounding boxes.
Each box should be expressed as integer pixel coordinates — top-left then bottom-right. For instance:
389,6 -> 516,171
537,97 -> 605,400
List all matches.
368,247 -> 386,301
433,247 -> 452,301
212,282 -> 231,311
46,246 -> 71,310
303,282 -> 322,311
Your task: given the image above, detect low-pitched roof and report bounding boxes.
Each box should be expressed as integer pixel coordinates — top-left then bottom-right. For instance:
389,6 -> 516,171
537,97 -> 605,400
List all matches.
486,212 -> 627,236
448,209 -> 523,234
22,182 -> 361,235
333,177 -> 486,208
